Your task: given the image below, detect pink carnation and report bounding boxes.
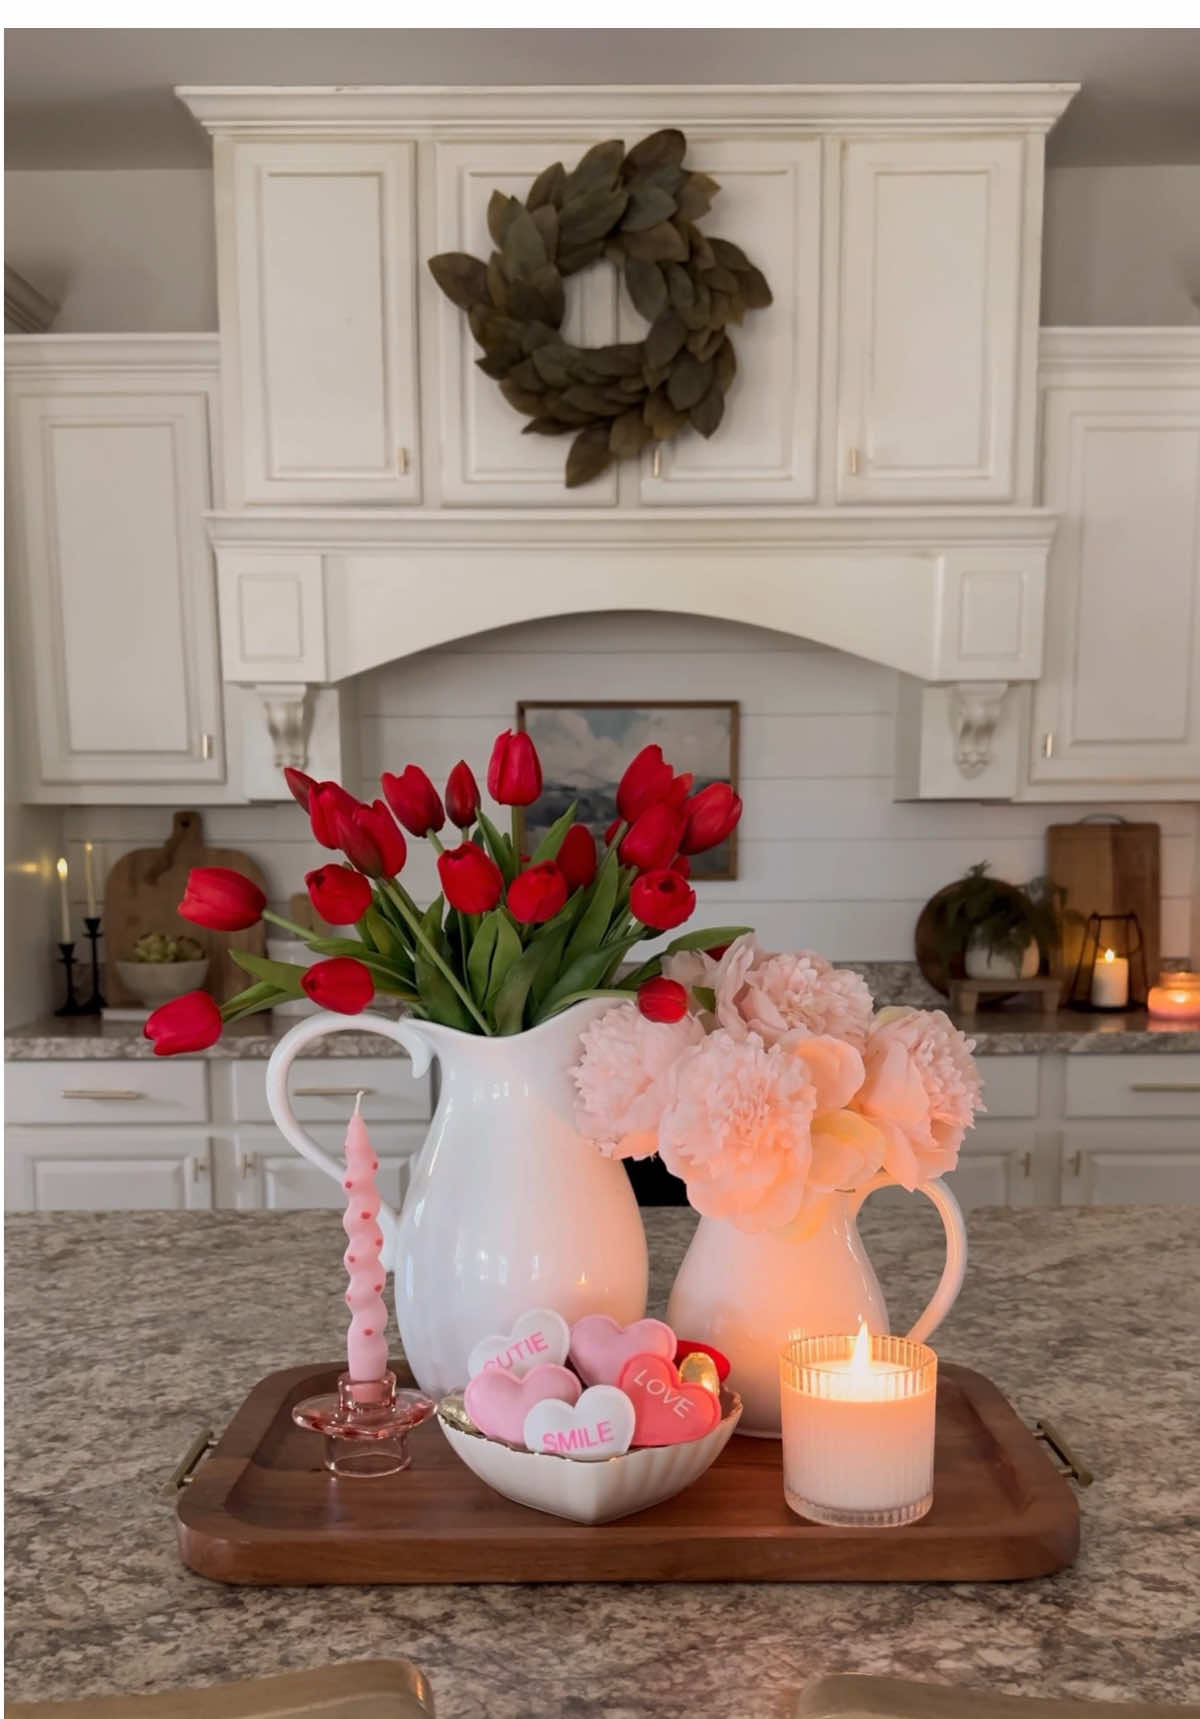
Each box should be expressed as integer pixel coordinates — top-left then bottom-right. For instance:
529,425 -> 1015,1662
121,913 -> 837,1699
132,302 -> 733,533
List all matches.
731,951 -> 875,1050
573,1002 -> 702,1160
851,1006 -> 983,1189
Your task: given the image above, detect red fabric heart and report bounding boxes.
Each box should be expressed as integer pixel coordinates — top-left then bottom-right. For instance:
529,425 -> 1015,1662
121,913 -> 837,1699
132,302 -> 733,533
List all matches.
618,1352 -> 722,1447
673,1339 -> 731,1382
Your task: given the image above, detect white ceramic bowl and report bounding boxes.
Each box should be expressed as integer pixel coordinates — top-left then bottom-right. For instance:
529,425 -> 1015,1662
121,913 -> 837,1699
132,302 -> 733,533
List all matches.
436,1391 -> 742,1524
115,957 -> 210,1007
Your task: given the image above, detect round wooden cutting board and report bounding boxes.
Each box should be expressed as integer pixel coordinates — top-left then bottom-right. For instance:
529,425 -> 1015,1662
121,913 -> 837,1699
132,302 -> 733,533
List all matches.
103,810 -> 268,1005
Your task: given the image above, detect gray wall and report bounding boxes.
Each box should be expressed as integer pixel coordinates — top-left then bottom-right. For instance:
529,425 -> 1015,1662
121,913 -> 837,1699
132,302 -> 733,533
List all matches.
7,163 -> 1200,332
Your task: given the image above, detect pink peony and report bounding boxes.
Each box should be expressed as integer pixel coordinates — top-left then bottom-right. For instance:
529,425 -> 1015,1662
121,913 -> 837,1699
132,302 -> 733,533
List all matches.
732,951 -> 875,1050
851,1006 -> 984,1189
664,933 -> 761,1025
573,1003 -> 702,1160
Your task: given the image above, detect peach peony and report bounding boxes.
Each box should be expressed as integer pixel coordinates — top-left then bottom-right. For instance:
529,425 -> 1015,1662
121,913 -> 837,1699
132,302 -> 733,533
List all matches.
573,1002 -> 702,1160
851,1006 -> 984,1189
732,950 -> 875,1049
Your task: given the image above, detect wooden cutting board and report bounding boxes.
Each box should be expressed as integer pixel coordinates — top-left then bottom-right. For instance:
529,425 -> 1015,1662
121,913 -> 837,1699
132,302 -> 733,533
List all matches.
1046,818 -> 1160,1003
104,811 -> 268,1005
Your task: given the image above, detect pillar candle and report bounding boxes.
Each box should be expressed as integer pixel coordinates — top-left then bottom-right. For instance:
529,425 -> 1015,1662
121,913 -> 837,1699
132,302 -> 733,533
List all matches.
55,857 -> 70,943
83,843 -> 97,919
1091,948 -> 1129,1009
342,1092 -> 389,1385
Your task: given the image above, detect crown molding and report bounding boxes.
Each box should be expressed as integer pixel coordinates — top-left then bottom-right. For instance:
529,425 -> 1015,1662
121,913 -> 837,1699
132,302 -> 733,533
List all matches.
1039,327 -> 1200,380
176,83 -> 1079,139
4,266 -> 58,334
5,333 -> 220,377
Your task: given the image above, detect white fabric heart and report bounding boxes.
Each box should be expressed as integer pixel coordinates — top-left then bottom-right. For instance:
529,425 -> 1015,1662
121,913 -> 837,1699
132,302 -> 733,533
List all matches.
523,1385 -> 636,1462
467,1307 -> 571,1381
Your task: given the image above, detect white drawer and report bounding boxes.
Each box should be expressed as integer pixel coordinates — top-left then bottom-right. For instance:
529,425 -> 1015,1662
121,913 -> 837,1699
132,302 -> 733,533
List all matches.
231,1055 -> 431,1123
974,1056 -> 1039,1119
5,1060 -> 209,1126
1065,1054 -> 1200,1119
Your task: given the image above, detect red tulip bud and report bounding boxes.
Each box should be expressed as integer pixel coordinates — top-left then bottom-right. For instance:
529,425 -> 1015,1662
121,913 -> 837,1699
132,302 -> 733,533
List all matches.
487,729 -> 542,807
178,866 -> 266,932
301,956 -> 375,1014
144,990 -> 223,1056
637,977 -> 689,1023
283,766 -> 316,812
556,824 -> 597,892
662,771 -> 695,807
437,841 -> 504,914
381,766 -> 445,838
507,862 -> 568,926
630,868 -> 696,931
670,854 -> 692,879
445,760 -> 481,829
305,864 -> 373,926
309,780 -> 361,850
617,744 -> 675,821
619,802 -> 685,872
331,800 -> 407,879
680,782 -> 743,855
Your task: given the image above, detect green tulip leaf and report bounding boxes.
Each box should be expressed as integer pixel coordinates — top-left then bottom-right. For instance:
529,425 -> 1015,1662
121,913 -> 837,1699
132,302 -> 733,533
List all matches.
528,803 -> 579,865
229,950 -> 307,997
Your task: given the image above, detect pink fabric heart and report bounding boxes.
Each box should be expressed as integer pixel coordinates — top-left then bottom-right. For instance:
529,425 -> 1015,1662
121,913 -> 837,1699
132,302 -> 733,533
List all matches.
464,1362 -> 581,1447
569,1314 -> 677,1387
618,1352 -> 722,1447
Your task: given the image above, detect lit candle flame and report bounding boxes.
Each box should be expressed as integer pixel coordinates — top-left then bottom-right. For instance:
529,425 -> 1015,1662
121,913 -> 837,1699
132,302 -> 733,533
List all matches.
1103,948 -> 1116,964
850,1322 -> 872,1377
56,858 -> 68,883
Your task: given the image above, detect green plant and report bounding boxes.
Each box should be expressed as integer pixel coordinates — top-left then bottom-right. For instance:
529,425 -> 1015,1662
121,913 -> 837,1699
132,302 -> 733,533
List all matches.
931,864 -> 1070,970
131,932 -> 205,963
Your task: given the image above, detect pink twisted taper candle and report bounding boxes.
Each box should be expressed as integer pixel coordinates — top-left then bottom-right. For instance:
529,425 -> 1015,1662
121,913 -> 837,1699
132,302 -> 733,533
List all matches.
342,1091 -> 389,1383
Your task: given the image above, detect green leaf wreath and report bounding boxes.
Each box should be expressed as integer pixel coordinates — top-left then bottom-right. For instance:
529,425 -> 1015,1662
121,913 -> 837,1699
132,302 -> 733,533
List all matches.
428,129 -> 774,488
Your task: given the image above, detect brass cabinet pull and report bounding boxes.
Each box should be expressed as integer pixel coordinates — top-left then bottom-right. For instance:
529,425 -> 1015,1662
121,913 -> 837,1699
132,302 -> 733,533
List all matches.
1129,1081 -> 1200,1093
1068,1149 -> 1082,1177
61,1088 -> 144,1100
1020,1150 -> 1032,1178
397,446 -> 409,474
190,1156 -> 209,1182
239,1152 -> 257,1180
294,1085 -> 378,1098
1041,731 -> 1055,760
201,731 -> 214,761
847,445 -> 860,477
651,445 -> 663,479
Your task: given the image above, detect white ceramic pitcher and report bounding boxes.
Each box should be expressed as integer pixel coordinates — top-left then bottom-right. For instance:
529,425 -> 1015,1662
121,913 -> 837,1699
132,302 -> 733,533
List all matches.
667,1175 -> 966,1436
266,1000 -> 649,1398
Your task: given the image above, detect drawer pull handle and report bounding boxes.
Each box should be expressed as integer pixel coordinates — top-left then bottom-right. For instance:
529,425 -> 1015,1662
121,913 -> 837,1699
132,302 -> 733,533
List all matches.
1020,1150 -> 1032,1178
61,1088 -> 145,1101
1129,1082 -> 1200,1094
1068,1149 -> 1082,1177
294,1085 -> 378,1098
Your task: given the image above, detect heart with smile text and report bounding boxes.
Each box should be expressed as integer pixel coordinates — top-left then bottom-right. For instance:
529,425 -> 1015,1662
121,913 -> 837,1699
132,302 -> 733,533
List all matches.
618,1352 -> 722,1447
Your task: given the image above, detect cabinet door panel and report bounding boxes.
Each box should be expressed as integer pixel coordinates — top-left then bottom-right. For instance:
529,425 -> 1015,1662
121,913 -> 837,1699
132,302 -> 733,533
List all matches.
838,138 -> 1023,502
10,388 -> 225,789
636,140 -> 820,505
1062,1139 -> 1200,1205
433,142 -> 620,507
1031,388 -> 1200,786
231,142 -> 418,504
5,1130 -> 213,1211
231,1122 -> 422,1211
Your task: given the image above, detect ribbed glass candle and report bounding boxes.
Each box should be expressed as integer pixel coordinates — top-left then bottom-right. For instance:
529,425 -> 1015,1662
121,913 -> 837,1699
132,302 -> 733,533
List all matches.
779,1333 -> 937,1527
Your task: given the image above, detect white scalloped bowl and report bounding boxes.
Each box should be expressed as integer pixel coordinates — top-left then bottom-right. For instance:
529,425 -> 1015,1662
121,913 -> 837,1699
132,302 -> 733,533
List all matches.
436,1390 -> 742,1524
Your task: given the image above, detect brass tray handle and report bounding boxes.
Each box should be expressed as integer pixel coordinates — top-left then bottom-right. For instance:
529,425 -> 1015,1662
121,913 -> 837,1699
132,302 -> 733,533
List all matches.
1035,1418 -> 1094,1486
167,1428 -> 215,1496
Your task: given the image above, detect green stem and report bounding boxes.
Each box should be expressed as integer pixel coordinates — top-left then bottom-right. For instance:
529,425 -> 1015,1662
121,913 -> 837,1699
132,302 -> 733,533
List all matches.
381,880 -> 493,1034
511,805 -> 522,864
263,908 -> 315,941
540,987 -> 629,1020
429,831 -> 446,856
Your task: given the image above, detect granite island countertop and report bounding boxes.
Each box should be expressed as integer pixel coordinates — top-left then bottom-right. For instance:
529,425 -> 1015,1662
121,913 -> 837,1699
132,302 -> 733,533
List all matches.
5,1204 -> 1199,1716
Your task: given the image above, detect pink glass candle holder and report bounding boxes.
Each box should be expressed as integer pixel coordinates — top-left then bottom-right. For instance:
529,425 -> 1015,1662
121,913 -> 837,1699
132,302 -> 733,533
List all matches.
292,1369 -> 435,1477
780,1331 -> 937,1528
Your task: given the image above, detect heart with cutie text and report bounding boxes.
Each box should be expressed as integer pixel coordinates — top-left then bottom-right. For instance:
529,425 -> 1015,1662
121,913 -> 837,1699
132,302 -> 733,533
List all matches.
467,1307 -> 571,1381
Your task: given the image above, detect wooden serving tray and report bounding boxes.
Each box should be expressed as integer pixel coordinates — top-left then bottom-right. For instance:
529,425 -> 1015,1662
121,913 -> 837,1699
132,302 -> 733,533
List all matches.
177,1361 -> 1079,1586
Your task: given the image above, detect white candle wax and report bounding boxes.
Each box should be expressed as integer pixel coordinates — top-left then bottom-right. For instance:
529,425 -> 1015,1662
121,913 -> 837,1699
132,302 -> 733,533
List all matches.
55,857 -> 71,943
780,1329 -> 937,1528
83,842 -> 97,919
1091,948 -> 1129,1009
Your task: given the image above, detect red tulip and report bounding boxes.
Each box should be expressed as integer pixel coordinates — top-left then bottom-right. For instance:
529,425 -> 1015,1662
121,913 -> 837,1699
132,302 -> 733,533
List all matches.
637,977 -> 689,1023
680,783 -> 743,855
144,989 -> 222,1056
487,730 -> 542,807
331,799 -> 407,879
617,744 -> 674,821
663,771 -> 695,807
283,766 -> 316,811
507,862 -> 568,925
445,760 -> 481,829
381,766 -> 445,838
302,956 -> 374,1014
178,866 -> 266,932
630,868 -> 696,931
306,864 -> 373,926
557,824 -> 597,892
438,841 -> 504,914
309,780 -> 361,849
619,802 -> 685,872
670,853 -> 692,879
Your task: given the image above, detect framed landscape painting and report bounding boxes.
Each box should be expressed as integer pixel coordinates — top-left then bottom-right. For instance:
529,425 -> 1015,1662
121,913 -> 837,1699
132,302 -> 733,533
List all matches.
517,701 -> 740,881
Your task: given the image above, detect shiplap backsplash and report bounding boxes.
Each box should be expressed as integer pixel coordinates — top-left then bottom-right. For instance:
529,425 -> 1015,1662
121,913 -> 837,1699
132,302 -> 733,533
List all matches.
62,613 -> 1197,963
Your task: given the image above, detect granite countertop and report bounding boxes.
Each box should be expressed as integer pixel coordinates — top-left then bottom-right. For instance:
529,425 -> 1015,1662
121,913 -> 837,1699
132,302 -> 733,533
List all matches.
6,1204 -> 1199,1715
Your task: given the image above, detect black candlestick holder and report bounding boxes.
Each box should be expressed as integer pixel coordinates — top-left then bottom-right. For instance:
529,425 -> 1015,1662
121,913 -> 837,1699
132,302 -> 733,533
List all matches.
54,942 -> 90,1017
81,915 -> 105,1014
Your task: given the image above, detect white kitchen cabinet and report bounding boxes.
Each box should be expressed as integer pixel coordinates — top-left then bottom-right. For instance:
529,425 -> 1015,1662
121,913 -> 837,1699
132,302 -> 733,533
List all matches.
430,141 -> 621,508
1060,1129 -> 1200,1205
634,139 -> 821,506
5,337 -> 230,803
5,1129 -> 214,1212
218,140 -> 419,506
836,137 -> 1026,504
230,1123 -> 423,1212
1028,333 -> 1200,797
947,1134 -> 1040,1211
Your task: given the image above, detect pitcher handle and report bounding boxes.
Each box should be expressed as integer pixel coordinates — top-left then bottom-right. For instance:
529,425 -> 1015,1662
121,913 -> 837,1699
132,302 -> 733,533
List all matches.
265,1011 -> 435,1275
850,1173 -> 967,1344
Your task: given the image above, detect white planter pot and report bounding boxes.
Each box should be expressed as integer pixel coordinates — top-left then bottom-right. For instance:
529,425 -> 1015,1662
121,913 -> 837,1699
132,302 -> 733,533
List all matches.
964,935 -> 1040,981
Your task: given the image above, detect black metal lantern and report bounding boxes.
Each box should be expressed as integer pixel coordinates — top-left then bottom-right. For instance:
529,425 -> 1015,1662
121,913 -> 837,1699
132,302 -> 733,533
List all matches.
1067,912 -> 1148,1010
